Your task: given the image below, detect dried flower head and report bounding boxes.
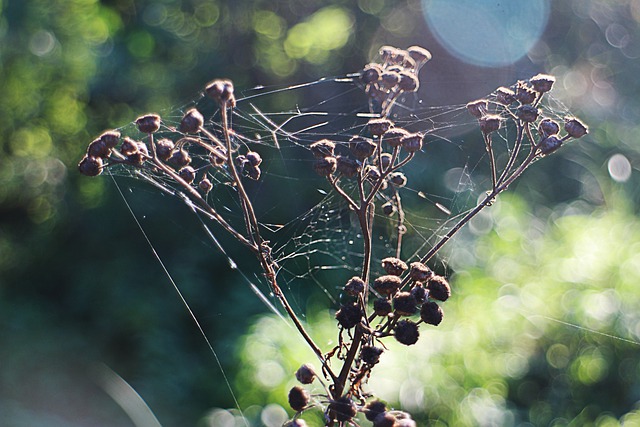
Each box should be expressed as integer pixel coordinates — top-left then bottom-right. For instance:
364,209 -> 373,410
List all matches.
350,136 -> 376,160
393,291 -> 418,316
383,127 -> 410,148
516,105 -> 539,123
136,114 -> 161,134
99,130 -> 120,149
409,262 -> 433,282
420,301 -> 443,325
466,99 -> 488,118
179,108 -> 204,134
373,412 -> 397,427
344,276 -> 366,296
394,319 -> 420,345
538,118 -> 560,137
411,284 -> 428,304
368,118 -> 393,136
288,386 -> 310,412
400,133 -> 423,153
78,156 -> 103,177
336,156 -> 359,178
530,73 -> 556,93
245,151 -> 262,167
335,303 -> 363,329
495,87 -> 516,105
407,45 -> 432,67
373,297 -> 393,316
245,164 -> 261,180
516,83 -> 537,105
155,138 -> 175,161
310,139 -> 335,158
198,176 -> 213,193
87,138 -> 111,158
313,156 -> 337,177
382,202 -> 396,216
361,345 -> 384,365
365,400 -> 388,422
120,137 -> 140,156
381,257 -> 408,276
168,148 -> 192,168
479,115 -> 502,134
398,71 -> 419,92
328,396 -> 357,422
381,71 -> 401,89
388,172 -> 407,187
538,135 -> 563,155
205,79 -> 236,107
361,63 -> 383,84
295,363 -> 316,384
283,419 -> 308,427
564,117 -> 588,139
178,166 -> 196,184
374,275 -> 401,296
427,275 -> 451,301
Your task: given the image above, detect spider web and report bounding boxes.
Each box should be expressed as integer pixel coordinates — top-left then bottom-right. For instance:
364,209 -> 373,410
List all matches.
100,69 -> 606,425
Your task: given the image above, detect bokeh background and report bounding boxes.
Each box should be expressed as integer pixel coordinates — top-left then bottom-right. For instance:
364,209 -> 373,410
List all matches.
2,0 -> 640,426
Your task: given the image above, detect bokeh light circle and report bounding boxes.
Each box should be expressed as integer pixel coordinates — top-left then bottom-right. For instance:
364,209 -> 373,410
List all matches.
422,0 -> 550,67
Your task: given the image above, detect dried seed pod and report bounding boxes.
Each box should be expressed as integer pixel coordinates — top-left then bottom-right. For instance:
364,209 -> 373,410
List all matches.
379,45 -> 399,62
381,257 -> 408,276
383,128 -> 409,148
350,136 -> 376,160
393,291 -> 418,316
209,147 -> 226,166
288,386 -> 310,412
400,133 -> 423,153
120,137 -> 140,156
245,151 -> 262,167
336,156 -> 359,178
516,83 -> 537,105
344,276 -> 366,296
381,202 -> 396,216
516,105 -> 539,123
380,71 -> 401,89
373,412 -> 397,427
409,261 -> 433,282
365,400 -> 388,422
283,419 -> 308,427
407,45 -> 432,65
411,284 -> 428,304
421,301 -> 443,325
310,139 -> 335,158
99,130 -> 121,149
78,156 -> 103,176
368,118 -> 393,136
198,176 -> 213,193
564,117 -> 588,139
136,114 -> 161,133
335,303 -> 363,329
530,73 -> 555,93
361,345 -> 383,365
168,148 -> 192,168
394,319 -> 420,345
427,275 -> 451,301
380,153 -> 393,171
205,79 -> 236,107
179,108 -> 204,134
295,364 -> 316,385
388,172 -> 407,187
538,135 -> 563,155
328,396 -> 357,422
466,99 -> 488,118
179,166 -> 196,184
155,138 -> 175,161
361,63 -> 383,84
398,71 -> 419,92
373,298 -> 393,316
87,138 -> 110,158
479,114 -> 502,134
392,412 -> 417,427
495,87 -> 516,105
313,156 -> 337,176
538,118 -> 560,137
245,164 -> 262,180
373,275 -> 401,296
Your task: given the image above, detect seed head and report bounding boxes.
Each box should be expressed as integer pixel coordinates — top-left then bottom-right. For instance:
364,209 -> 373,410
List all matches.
350,136 -> 376,160
516,105 -> 539,123
205,79 -> 236,107
411,284 -> 428,304
99,130 -> 120,149
409,261 -> 433,282
398,71 -> 419,92
179,108 -> 204,134
564,117 -> 588,139
366,165 -> 381,182
373,297 -> 393,316
310,139 -> 335,158
361,345 -> 384,365
136,114 -> 161,134
335,303 -> 363,329
420,301 -> 443,325
178,166 -> 196,184
495,87 -> 516,105
530,73 -> 555,93
380,153 -> 393,171
374,275 -> 401,296
382,202 -> 396,216
199,176 -> 213,193
344,276 -> 366,296
368,118 -> 393,136
388,172 -> 407,187
479,115 -> 502,134
379,45 -> 399,62
328,396 -> 357,422
516,83 -> 537,105
400,133 -> 423,153
245,151 -> 262,167
87,138 -> 111,158
295,364 -> 316,385
381,257 -> 408,276
381,71 -> 401,89
383,128 -> 409,148
538,135 -> 563,155
393,291 -> 418,316
168,148 -> 192,168
313,156 -> 337,177
427,275 -> 451,301
361,63 -> 383,84
538,118 -> 560,137
288,386 -> 310,412
466,99 -> 488,118
120,137 -> 140,156
336,156 -> 359,178
407,45 -> 432,67
283,419 -> 308,427
373,412 -> 397,427
365,400 -> 388,422
78,156 -> 103,176
394,319 -> 420,345
155,138 -> 175,161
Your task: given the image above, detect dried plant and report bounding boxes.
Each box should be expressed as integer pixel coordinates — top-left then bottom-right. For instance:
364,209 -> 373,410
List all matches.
79,45 -> 587,426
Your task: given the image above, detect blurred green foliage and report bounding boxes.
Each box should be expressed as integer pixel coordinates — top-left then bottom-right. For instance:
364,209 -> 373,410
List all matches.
1,0 -> 640,426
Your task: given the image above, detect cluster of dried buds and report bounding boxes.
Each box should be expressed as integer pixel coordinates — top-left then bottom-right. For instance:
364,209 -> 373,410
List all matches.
467,74 -> 588,156
78,79 -> 263,191
360,45 -> 431,112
